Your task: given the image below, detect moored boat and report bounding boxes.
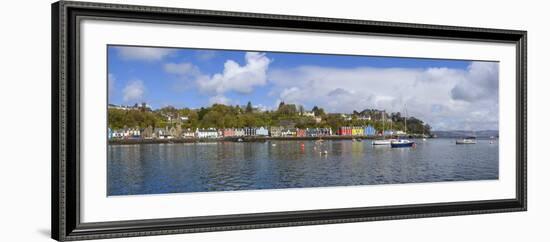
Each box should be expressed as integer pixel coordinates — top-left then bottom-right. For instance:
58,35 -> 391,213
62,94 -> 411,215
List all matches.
456,136 -> 476,144
372,139 -> 395,145
390,139 -> 415,148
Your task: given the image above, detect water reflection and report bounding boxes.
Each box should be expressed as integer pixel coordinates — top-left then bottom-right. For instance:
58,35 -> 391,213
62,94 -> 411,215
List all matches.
107,138 -> 499,196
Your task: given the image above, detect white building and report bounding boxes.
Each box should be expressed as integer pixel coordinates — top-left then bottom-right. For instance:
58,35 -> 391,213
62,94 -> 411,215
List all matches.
256,127 -> 269,136
234,128 -> 245,137
196,128 -> 219,138
182,129 -> 195,138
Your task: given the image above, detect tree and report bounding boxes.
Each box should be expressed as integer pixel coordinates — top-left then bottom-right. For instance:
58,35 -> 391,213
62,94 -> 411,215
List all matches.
312,106 -> 325,116
278,101 -> 285,110
246,101 -> 253,113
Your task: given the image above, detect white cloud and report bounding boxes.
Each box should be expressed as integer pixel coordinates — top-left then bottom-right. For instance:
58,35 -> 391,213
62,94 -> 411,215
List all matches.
209,95 -> 231,105
451,62 -> 499,102
122,80 -> 146,102
164,62 -> 201,77
116,46 -> 176,61
197,52 -> 271,95
268,62 -> 499,131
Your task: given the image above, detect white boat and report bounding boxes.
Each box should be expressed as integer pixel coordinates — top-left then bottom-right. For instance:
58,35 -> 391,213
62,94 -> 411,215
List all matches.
372,112 -> 394,146
372,139 -> 395,145
456,137 -> 476,144
389,106 -> 414,148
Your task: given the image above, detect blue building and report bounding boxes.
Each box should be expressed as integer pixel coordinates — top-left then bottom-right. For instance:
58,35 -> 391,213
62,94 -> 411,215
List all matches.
364,125 -> 376,136
108,128 -> 113,140
256,127 -> 269,136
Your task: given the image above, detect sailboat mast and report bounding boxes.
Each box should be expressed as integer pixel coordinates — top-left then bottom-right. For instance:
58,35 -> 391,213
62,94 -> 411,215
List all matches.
382,111 -> 385,138
404,107 -> 408,135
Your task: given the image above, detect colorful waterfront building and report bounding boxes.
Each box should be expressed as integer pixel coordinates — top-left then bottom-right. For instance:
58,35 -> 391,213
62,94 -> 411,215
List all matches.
141,126 -> 154,139
222,128 -> 235,137
196,128 -> 218,138
306,128 -> 316,137
108,128 -> 113,140
338,127 -> 352,136
322,127 -> 333,136
352,127 -> 364,136
281,128 -> 297,137
125,128 -> 141,139
296,128 -> 306,137
256,127 -> 269,136
234,128 -> 245,137
111,129 -> 124,139
182,128 -> 195,138
364,125 -> 376,136
270,126 -> 283,137
244,127 -> 256,136
233,128 -> 244,137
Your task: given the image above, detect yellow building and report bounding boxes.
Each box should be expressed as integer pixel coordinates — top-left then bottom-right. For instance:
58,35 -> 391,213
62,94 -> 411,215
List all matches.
352,127 -> 364,136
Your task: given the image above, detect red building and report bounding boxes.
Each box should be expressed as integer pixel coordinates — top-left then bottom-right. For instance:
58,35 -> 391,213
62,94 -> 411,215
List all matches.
338,127 -> 352,136
222,128 -> 235,137
296,128 -> 306,137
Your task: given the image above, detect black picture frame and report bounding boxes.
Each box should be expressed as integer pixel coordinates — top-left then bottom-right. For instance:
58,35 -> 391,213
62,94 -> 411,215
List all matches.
52,1 -> 527,241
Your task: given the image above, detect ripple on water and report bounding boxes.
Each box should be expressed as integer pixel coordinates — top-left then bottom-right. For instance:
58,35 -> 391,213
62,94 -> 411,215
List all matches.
107,139 -> 499,195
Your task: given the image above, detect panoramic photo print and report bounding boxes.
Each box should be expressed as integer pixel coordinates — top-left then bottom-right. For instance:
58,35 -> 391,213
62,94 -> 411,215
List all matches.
107,45 -> 499,196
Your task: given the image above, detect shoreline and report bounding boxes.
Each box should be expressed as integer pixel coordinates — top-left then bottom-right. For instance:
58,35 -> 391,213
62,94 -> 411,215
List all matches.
107,135 -> 429,145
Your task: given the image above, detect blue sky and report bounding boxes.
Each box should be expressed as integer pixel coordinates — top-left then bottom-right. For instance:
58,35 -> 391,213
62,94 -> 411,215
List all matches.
108,45 -> 499,131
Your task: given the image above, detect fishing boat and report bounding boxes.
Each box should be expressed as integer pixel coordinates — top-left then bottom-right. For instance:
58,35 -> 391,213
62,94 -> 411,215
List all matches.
456,136 -> 477,144
391,139 -> 415,148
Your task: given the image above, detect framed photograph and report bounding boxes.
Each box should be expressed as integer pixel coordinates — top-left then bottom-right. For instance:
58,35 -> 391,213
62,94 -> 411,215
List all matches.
52,1 -> 527,241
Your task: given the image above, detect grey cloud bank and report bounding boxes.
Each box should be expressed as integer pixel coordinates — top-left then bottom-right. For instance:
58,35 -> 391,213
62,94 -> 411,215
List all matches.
268,62 -> 499,131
